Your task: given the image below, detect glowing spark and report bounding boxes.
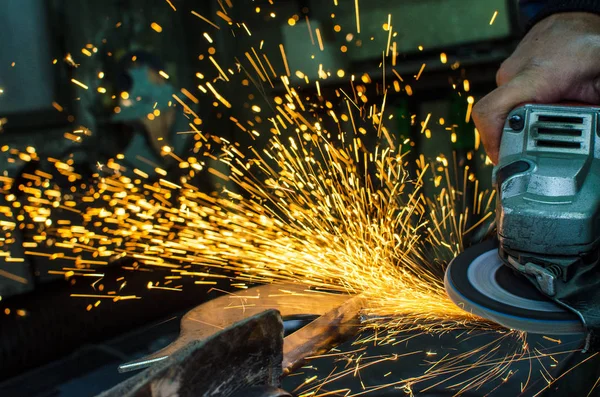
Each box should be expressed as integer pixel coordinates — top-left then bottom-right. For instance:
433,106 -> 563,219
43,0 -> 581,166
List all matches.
209,56 -> 229,81
151,22 -> 163,32
316,28 -> 324,51
262,53 -> 277,78
191,10 -> 220,29
0,269 -> 28,284
385,14 -> 392,57
203,32 -> 213,43
242,22 -> 252,36
392,69 -> 403,82
52,102 -> 64,112
279,44 -> 291,77
355,0 -> 361,33
165,0 -> 176,11
466,96 -> 474,123
421,113 -> 431,133
251,47 -> 273,87
216,10 -> 232,23
70,79 -> 88,90
205,82 -> 232,108
490,10 -> 498,25
244,52 -> 266,82
305,16 -> 315,46
415,63 -> 426,80
542,336 -> 561,344
70,294 -> 140,300
181,88 -> 199,104
148,282 -> 182,292
463,79 -> 470,92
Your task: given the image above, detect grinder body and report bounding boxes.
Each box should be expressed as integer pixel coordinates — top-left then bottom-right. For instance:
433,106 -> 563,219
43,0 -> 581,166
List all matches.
444,104 -> 600,342
494,104 -> 600,299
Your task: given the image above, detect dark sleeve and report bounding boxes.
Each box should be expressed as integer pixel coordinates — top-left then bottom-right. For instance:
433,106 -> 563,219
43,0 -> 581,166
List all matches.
523,0 -> 600,29
519,0 -> 550,23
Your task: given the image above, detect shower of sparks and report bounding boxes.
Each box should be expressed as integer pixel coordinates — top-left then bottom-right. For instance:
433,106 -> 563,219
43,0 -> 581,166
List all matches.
0,95 -> 563,394
0,2 -> 590,396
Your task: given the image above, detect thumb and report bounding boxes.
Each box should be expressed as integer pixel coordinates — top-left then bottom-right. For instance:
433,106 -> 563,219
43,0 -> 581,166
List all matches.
472,71 -> 561,164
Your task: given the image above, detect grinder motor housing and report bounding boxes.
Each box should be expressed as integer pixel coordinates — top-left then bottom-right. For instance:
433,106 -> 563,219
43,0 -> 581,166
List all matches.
494,104 -> 600,298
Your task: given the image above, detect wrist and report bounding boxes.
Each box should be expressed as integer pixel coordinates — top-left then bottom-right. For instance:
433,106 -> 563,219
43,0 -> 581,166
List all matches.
526,0 -> 600,31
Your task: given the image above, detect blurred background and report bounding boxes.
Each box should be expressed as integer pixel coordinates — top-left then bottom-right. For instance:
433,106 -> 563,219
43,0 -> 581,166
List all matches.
0,0 -> 525,395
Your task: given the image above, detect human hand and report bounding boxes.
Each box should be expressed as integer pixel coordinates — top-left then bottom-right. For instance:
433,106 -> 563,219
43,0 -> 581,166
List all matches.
473,12 -> 600,164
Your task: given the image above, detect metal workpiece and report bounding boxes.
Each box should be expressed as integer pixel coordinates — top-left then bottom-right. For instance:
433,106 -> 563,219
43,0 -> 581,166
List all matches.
118,283 -> 361,374
98,310 -> 284,397
282,294 -> 364,375
110,284 -> 363,396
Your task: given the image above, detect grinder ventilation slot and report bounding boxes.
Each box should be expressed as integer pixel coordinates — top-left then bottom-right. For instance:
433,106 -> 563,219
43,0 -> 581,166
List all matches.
535,113 -> 586,150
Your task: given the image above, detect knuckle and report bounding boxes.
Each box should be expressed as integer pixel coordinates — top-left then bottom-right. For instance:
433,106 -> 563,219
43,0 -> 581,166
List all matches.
496,60 -> 512,86
472,96 -> 492,119
526,57 -> 547,70
496,53 -> 551,87
594,78 -> 600,98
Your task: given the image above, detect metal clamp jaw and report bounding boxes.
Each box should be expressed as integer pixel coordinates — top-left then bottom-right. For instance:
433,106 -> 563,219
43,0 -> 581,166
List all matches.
506,256 -> 556,296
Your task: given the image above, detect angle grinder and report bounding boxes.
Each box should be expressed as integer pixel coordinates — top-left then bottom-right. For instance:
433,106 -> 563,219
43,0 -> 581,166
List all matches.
445,104 -> 600,349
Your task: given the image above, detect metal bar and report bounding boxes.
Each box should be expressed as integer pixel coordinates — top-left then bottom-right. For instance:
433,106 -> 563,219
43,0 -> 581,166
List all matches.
119,283 -> 353,372
282,294 -> 365,374
99,310 -> 284,397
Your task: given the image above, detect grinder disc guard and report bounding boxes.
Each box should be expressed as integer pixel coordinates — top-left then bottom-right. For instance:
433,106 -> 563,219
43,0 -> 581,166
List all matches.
445,239 -> 584,335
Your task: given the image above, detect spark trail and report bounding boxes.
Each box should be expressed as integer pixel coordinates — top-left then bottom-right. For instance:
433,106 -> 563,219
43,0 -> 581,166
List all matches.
0,2 -> 589,395
0,102 -> 543,395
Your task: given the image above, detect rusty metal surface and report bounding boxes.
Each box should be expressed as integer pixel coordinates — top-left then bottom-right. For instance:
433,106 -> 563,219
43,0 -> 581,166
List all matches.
109,283 -> 365,397
119,283 -> 352,372
282,294 -> 365,375
98,310 -> 284,397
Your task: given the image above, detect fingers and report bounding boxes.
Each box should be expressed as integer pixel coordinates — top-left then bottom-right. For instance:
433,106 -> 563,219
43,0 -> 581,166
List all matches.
473,71 -> 559,164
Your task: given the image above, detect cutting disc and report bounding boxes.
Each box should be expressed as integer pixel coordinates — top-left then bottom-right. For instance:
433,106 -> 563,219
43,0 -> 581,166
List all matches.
444,239 -> 584,335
